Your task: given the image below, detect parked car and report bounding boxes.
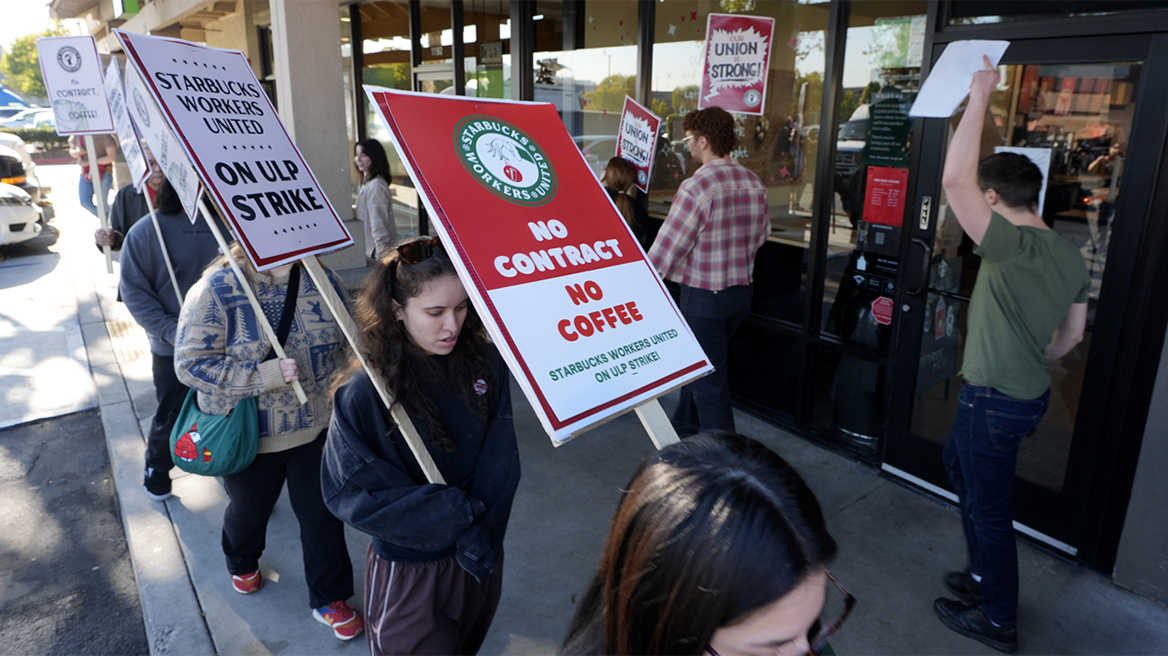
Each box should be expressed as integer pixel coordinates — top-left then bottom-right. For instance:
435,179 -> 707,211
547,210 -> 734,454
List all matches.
836,104 -> 868,177
0,106 -> 29,120
0,144 -> 41,205
0,108 -> 54,129
0,182 -> 44,247
572,135 -> 618,179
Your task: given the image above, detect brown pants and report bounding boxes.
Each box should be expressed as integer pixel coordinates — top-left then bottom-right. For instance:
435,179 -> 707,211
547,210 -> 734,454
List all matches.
364,544 -> 503,655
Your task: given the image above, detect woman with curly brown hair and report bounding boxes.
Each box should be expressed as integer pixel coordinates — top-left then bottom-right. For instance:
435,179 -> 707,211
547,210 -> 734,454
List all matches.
321,236 -> 520,655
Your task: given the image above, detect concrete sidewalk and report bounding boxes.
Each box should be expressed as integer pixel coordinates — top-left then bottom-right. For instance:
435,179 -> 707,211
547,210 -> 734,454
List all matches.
58,185 -> 1168,653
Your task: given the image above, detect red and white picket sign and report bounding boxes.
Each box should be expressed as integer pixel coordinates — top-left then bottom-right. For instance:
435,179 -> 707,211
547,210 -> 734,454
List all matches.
367,88 -> 712,444
699,14 -> 775,116
616,97 -> 662,194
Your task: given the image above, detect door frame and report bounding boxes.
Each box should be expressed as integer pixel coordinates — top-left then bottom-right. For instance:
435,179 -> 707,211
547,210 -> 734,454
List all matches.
882,29 -> 1168,570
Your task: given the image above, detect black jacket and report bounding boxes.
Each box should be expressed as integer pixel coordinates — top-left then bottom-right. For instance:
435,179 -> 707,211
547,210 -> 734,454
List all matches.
322,345 -> 520,581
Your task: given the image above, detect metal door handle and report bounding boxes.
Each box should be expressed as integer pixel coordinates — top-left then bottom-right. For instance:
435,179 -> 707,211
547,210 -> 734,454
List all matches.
905,238 -> 931,296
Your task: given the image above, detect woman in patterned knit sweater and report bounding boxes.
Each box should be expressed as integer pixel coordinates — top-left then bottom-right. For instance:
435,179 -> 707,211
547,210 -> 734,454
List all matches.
174,241 -> 364,641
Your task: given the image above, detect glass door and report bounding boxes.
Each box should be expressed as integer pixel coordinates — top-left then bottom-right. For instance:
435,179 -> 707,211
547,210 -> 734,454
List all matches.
884,36 -> 1151,551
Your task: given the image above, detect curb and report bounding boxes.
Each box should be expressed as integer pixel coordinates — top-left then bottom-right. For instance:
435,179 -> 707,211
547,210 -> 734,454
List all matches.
65,231 -> 216,656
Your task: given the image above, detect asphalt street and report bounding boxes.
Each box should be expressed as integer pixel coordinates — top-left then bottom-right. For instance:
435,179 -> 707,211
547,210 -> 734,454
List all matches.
0,166 -> 148,656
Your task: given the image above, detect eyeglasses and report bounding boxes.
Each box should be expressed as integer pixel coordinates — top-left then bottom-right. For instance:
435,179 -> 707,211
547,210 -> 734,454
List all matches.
396,237 -> 442,265
683,134 -> 698,144
706,572 -> 855,656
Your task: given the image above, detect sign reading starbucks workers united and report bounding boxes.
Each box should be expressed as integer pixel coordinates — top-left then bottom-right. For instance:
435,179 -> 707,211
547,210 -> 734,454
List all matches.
455,116 -> 556,206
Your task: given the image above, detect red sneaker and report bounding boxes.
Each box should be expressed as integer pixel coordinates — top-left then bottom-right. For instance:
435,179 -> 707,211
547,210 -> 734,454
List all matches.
313,600 -> 364,640
231,570 -> 263,595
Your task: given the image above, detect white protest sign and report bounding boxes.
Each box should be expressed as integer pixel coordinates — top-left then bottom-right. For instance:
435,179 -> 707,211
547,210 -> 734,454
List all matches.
125,66 -> 201,222
699,14 -> 775,115
616,97 -> 662,194
36,36 -> 115,135
115,30 -> 352,270
367,88 -> 712,444
105,58 -> 150,191
909,40 -> 1010,118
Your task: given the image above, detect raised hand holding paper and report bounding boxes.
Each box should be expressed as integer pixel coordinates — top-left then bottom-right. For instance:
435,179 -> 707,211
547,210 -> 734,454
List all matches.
909,40 -> 1010,118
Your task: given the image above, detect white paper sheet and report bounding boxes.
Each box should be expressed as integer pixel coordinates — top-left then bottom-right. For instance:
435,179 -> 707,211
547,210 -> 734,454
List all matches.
909,40 -> 1010,118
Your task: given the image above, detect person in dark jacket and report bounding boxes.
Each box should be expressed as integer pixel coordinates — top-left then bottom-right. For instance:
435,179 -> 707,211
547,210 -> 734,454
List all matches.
561,433 -> 850,656
322,235 -> 520,656
118,182 -> 226,500
601,156 -> 656,251
94,150 -> 165,252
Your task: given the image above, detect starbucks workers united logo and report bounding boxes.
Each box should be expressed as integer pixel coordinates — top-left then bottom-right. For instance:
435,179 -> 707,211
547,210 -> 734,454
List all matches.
455,117 -> 556,206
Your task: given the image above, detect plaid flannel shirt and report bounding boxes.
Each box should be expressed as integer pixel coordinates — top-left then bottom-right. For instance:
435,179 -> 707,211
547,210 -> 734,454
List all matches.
649,158 -> 770,290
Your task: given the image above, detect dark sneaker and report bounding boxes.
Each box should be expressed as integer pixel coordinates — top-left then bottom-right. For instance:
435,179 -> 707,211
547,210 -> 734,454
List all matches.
933,598 -> 1018,653
313,600 -> 364,640
945,570 -> 982,602
143,467 -> 172,501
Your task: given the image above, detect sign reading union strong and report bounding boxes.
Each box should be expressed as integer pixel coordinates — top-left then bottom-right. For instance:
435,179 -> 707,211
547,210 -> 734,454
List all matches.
455,116 -> 556,206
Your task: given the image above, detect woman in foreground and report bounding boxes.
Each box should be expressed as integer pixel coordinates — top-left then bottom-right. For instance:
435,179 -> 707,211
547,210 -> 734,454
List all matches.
562,432 -> 852,656
323,237 -> 520,655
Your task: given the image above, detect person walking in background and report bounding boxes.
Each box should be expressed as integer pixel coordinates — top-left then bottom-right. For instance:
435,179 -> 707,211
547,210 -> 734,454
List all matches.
354,138 -> 397,260
68,132 -> 117,218
119,184 -> 224,500
174,242 -> 363,641
933,57 -> 1090,654
561,432 -> 851,655
601,156 -> 655,251
323,237 -> 520,655
648,106 -> 770,436
94,149 -> 165,252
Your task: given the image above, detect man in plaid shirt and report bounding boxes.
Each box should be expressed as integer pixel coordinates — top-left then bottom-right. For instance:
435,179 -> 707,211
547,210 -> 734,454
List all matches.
649,106 -> 771,436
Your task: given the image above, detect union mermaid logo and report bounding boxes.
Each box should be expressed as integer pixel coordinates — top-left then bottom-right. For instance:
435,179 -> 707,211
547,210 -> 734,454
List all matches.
454,116 -> 556,206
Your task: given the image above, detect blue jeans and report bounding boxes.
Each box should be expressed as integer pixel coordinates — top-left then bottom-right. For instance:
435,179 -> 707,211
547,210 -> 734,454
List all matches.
943,382 -> 1049,629
79,171 -> 113,217
672,284 -> 753,437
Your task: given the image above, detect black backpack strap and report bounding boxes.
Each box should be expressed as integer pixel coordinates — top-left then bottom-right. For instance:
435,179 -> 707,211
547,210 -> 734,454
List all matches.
263,263 -> 301,362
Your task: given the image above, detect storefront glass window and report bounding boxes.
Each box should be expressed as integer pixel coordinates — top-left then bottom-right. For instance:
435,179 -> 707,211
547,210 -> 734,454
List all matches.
359,0 -> 420,241
649,0 -> 829,325
533,0 -> 640,180
811,1 -> 927,445
910,61 -> 1142,492
464,0 -> 512,99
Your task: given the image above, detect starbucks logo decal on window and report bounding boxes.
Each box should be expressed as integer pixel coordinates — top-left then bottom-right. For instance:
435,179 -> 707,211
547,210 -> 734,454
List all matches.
454,116 -> 556,206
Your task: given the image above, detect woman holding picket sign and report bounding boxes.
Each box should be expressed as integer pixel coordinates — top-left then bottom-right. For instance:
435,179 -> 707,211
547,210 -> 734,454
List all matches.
173,238 -> 363,641
322,236 -> 520,655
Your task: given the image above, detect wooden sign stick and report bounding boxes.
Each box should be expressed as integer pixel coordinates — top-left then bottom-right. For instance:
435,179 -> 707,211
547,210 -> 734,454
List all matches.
197,198 -> 308,405
635,398 -> 680,449
84,134 -> 113,274
143,190 -> 182,307
300,255 -> 445,485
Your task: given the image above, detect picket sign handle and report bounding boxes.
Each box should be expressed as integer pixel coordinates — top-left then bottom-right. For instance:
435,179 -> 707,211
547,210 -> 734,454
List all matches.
634,398 -> 680,449
300,255 -> 445,485
143,190 -> 182,307
197,199 -> 308,405
85,134 -> 113,274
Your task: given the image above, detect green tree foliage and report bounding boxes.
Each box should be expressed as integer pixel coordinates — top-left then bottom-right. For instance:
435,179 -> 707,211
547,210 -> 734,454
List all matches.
583,74 -> 634,112
650,98 -> 669,118
672,85 -> 699,116
859,82 -> 880,105
838,90 -> 860,128
1,27 -> 69,99
792,71 -> 823,124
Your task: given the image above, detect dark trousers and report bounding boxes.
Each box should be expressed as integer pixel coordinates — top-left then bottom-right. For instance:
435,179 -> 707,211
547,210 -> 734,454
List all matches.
943,382 -> 1049,629
672,284 -> 753,437
144,352 -> 188,474
222,431 -> 354,608
364,545 -> 503,656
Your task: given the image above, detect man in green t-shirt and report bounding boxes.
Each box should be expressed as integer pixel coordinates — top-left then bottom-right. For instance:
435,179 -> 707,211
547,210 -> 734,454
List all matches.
932,57 -> 1090,654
